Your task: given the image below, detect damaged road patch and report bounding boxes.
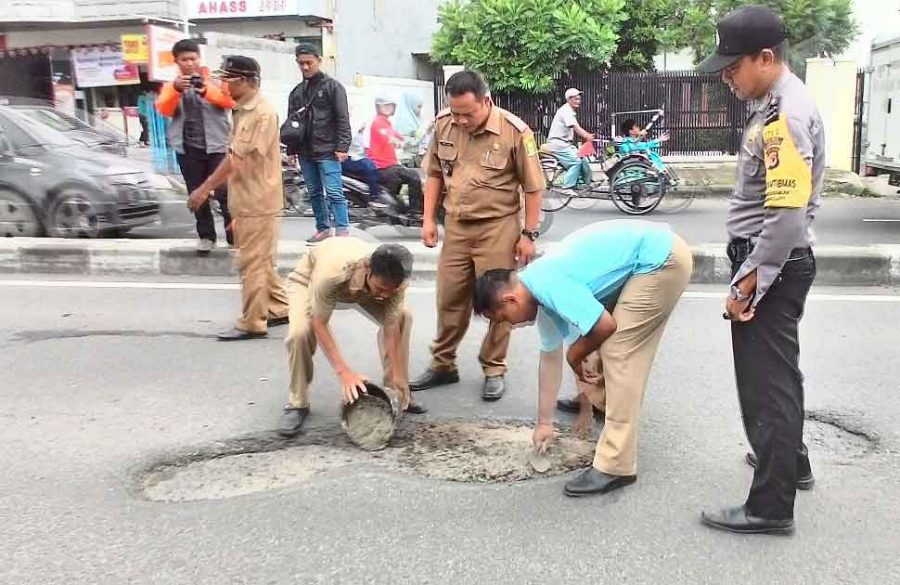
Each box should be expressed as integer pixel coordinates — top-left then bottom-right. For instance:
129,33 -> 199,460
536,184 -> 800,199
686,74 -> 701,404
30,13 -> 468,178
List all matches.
137,412 -> 880,503
138,419 -> 595,502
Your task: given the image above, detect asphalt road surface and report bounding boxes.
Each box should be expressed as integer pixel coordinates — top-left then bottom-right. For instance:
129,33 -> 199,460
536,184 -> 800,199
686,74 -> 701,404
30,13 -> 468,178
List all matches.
2,275 -> 899,584
136,196 -> 900,246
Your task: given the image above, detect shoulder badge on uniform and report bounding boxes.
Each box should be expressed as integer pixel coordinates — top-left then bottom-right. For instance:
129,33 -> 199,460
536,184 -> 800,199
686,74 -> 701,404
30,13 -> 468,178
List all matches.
523,134 -> 538,157
763,113 -> 812,209
763,95 -> 781,126
499,108 -> 530,133
436,107 -> 452,119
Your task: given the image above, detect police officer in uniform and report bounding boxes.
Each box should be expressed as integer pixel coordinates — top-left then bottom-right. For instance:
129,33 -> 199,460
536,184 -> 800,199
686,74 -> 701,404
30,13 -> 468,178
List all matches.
189,56 -> 290,341
410,71 -> 545,400
696,6 -> 823,535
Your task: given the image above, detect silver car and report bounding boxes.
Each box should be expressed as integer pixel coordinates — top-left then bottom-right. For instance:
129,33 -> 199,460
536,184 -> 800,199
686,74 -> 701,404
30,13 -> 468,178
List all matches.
0,107 -> 160,238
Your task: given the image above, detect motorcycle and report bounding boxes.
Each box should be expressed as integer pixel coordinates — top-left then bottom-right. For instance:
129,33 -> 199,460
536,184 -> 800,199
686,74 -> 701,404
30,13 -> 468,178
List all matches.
342,173 -> 424,235
282,156 -> 423,235
283,157 -> 552,236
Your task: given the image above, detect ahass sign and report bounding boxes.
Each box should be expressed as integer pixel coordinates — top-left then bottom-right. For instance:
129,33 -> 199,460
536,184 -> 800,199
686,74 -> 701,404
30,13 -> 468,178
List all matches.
188,0 -> 294,18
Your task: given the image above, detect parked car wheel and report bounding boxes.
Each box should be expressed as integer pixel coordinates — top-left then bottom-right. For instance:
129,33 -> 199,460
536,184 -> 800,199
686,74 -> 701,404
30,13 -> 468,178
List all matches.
47,190 -> 100,238
104,227 -> 131,238
0,188 -> 42,237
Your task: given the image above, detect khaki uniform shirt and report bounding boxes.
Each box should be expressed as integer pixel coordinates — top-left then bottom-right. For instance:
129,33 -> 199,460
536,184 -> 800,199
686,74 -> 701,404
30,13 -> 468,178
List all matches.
727,70 -> 824,304
228,91 -> 283,218
287,237 -> 405,324
424,105 -> 545,221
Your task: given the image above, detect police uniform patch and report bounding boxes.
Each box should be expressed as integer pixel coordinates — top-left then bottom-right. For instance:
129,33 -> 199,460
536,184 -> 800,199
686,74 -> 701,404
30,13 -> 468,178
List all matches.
765,134 -> 783,169
524,134 -> 538,157
763,114 -> 812,209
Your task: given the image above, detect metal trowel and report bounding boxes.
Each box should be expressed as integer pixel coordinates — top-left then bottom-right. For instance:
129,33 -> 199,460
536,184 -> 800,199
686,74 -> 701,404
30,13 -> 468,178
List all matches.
526,446 -> 552,473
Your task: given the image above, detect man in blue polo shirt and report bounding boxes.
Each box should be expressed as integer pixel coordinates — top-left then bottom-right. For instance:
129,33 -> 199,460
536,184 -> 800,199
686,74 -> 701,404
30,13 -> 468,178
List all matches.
473,220 -> 692,497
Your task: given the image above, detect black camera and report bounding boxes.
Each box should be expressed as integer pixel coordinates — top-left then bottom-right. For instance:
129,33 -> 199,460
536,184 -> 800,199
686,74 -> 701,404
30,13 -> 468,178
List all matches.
189,74 -> 204,90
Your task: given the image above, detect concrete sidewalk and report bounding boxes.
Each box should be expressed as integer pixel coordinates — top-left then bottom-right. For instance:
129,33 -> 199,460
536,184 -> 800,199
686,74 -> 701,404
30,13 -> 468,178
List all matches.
2,237 -> 899,286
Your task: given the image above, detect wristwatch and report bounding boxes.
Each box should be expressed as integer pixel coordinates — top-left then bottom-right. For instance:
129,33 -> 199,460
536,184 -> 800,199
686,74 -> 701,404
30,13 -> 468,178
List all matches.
729,285 -> 751,302
521,228 -> 540,241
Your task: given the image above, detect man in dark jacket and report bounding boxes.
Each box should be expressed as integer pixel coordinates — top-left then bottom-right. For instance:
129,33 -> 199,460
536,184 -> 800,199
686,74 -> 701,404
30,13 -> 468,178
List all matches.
285,44 -> 352,244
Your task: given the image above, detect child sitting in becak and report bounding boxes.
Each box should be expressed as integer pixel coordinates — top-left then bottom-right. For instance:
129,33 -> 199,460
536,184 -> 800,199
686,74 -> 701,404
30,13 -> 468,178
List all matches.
618,119 -> 670,172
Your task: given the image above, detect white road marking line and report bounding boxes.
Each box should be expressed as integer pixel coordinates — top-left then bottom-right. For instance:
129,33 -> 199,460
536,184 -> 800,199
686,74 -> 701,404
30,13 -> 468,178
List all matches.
0,280 -> 240,290
862,218 -> 900,222
1,280 -> 900,302
680,291 -> 900,302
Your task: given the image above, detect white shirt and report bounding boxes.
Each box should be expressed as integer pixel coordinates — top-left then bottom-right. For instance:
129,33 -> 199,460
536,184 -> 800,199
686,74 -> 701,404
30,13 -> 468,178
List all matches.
547,103 -> 578,151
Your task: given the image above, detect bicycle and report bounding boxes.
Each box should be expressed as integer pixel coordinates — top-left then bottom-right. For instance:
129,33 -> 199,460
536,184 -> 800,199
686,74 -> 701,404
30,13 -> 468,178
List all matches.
539,109 -> 690,216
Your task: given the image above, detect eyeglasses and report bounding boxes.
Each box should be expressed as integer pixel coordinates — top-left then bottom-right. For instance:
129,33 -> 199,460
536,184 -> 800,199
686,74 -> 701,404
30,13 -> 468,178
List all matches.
723,57 -> 747,77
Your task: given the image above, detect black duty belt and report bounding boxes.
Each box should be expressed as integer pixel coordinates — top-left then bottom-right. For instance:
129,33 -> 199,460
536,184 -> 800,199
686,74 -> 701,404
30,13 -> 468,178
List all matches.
727,237 -> 812,262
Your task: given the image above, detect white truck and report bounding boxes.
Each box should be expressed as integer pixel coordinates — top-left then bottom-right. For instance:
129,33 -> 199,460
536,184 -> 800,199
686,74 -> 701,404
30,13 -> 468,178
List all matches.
863,33 -> 900,181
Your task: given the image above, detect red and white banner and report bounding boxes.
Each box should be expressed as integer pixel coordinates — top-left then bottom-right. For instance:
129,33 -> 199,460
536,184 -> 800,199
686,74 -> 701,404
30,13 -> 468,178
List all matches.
71,46 -> 140,88
188,0 -> 294,19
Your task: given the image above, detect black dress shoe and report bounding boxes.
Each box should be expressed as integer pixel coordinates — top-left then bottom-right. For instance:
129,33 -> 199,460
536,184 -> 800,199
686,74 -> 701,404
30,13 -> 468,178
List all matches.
278,406 -> 309,437
701,505 -> 795,536
404,401 -> 428,414
746,452 -> 815,490
556,396 -> 604,417
267,315 -> 290,327
482,375 -> 506,401
217,328 -> 267,341
563,467 -> 636,497
410,368 -> 460,392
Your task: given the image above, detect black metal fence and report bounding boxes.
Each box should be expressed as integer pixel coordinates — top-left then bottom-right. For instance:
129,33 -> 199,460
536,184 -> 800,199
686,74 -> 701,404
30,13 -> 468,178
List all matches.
434,69 -> 748,156
851,68 -> 866,174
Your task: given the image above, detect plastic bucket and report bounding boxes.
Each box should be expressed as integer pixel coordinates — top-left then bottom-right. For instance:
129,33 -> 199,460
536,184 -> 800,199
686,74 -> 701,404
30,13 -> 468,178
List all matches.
340,382 -> 401,451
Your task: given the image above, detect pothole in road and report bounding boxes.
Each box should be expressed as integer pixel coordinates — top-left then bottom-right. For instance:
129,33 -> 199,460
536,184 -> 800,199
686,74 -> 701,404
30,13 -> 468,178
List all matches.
139,412 -> 878,503
805,410 -> 878,460
140,419 -> 595,502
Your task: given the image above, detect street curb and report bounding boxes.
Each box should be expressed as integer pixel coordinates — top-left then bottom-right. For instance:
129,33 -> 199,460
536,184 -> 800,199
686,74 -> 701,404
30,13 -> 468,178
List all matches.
1,238 -> 898,287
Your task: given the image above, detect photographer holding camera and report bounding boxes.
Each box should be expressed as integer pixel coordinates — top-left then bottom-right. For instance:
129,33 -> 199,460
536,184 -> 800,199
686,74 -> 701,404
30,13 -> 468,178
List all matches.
157,39 -> 236,255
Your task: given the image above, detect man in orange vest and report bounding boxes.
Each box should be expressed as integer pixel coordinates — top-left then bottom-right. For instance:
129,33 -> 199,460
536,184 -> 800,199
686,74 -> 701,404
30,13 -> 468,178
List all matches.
156,39 -> 235,255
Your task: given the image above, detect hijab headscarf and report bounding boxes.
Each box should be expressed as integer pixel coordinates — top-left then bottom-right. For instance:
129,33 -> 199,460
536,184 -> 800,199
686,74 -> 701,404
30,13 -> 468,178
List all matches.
394,91 -> 424,138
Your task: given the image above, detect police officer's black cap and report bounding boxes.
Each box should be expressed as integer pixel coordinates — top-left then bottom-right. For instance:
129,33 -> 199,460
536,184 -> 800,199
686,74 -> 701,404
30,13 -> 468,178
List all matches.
697,5 -> 787,74
213,55 -> 261,79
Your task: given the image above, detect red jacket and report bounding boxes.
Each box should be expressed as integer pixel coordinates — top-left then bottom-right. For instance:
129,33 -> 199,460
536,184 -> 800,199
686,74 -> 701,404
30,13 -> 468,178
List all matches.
368,114 -> 403,170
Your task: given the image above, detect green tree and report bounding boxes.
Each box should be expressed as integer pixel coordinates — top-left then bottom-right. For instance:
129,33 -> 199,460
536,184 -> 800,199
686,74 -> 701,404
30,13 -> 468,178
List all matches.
663,0 -> 858,75
432,0 -> 628,92
610,0 -> 680,71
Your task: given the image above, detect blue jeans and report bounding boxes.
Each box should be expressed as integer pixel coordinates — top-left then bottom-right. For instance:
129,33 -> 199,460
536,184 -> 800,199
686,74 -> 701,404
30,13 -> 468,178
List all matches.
552,145 -> 591,188
341,158 -> 381,202
300,157 -> 349,232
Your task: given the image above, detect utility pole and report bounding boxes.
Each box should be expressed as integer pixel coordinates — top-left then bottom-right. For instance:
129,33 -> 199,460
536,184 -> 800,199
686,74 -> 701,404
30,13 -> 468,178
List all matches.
180,0 -> 190,34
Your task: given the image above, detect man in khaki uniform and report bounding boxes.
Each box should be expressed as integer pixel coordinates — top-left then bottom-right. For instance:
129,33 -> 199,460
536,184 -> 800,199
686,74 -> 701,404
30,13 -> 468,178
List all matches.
189,56 -> 289,341
278,238 -> 426,436
410,70 -> 545,401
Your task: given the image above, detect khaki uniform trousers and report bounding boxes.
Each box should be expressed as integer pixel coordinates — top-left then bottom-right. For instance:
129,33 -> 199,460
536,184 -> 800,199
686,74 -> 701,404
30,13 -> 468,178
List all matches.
284,282 -> 412,409
578,236 -> 693,476
431,214 -> 520,376
234,214 -> 289,333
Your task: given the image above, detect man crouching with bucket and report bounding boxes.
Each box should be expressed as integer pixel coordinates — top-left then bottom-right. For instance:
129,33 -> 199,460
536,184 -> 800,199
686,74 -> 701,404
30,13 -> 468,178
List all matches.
473,220 -> 692,498
279,238 -> 427,437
